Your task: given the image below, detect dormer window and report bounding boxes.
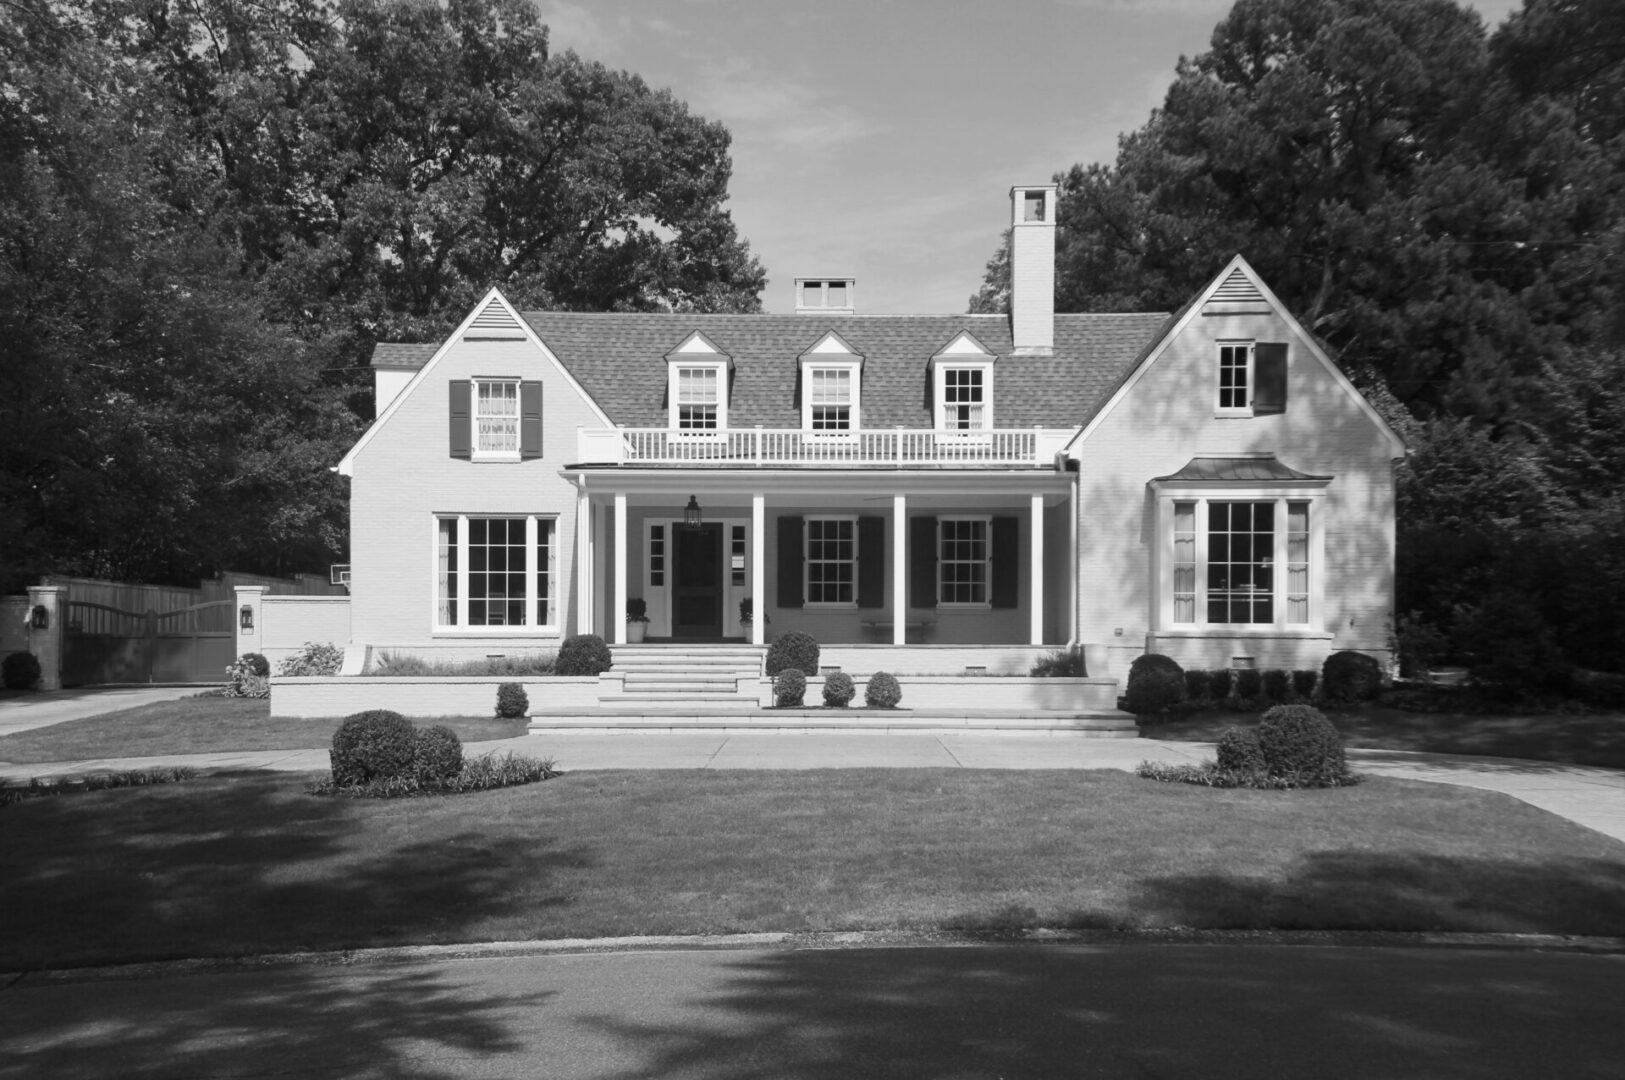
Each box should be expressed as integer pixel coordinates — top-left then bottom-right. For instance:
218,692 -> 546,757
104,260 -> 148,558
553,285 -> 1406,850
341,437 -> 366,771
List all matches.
930,331 -> 995,432
798,330 -> 863,434
795,278 -> 856,314
665,331 -> 731,432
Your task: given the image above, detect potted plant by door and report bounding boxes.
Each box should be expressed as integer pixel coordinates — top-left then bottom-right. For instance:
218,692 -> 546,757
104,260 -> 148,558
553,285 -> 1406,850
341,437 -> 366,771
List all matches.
626,598 -> 650,644
739,597 -> 768,637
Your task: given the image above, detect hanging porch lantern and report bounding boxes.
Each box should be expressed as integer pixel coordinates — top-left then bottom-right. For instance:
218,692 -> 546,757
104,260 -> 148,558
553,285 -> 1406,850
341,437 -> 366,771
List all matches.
683,495 -> 703,530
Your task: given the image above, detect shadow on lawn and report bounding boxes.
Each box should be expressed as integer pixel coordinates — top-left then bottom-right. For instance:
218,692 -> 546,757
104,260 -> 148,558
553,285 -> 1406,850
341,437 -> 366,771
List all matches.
574,945 -> 1625,1079
0,771 -> 590,971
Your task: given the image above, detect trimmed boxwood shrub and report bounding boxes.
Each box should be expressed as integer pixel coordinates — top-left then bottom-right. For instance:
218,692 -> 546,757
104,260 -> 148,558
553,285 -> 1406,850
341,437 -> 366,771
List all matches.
2,651 -> 41,691
1292,669 -> 1320,700
1235,668 -> 1263,702
556,634 -> 613,676
1257,704 -> 1349,786
330,710 -> 418,787
823,671 -> 856,707
1322,650 -> 1382,702
496,682 -> 529,718
774,669 -> 807,707
1204,669 -> 1234,702
1183,668 -> 1210,703
865,671 -> 902,708
765,632 -> 820,677
1262,669 -> 1291,703
413,725 -> 464,783
1216,726 -> 1267,774
1123,653 -> 1186,716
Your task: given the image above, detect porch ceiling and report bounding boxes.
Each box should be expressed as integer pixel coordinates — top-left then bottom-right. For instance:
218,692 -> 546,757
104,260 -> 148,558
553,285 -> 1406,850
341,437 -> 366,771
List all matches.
564,467 -> 1073,504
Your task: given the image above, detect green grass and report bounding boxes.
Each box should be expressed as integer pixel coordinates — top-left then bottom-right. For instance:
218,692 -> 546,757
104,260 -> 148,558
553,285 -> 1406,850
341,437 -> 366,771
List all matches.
1142,704 -> 1625,769
2,769 -> 1622,969
0,698 -> 527,764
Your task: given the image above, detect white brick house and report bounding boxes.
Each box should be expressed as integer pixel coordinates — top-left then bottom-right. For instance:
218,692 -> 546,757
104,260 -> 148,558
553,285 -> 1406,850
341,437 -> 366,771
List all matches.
335,184 -> 1406,676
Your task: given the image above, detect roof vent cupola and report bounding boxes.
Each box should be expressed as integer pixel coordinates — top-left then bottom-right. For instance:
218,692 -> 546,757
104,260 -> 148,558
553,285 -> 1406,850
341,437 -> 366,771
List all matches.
1009,184 -> 1057,356
795,278 -> 855,315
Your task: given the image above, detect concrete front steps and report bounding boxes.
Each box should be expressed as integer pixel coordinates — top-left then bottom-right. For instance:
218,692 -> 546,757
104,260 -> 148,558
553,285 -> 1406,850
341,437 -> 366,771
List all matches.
527,708 -> 1140,738
599,645 -> 765,709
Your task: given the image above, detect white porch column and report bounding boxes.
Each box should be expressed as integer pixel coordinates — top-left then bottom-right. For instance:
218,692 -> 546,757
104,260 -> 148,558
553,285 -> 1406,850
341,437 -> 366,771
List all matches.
1030,493 -> 1045,645
575,485 -> 592,636
1069,471 -> 1079,646
613,493 -> 627,645
751,494 -> 765,646
892,494 -> 907,645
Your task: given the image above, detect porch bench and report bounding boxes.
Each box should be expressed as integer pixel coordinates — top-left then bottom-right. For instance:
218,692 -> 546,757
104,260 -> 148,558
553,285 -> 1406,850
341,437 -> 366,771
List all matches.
860,618 -> 936,637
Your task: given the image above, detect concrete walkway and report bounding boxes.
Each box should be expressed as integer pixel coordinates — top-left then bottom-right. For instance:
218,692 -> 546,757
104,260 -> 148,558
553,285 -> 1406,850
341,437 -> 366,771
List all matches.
3,725 -> 1622,844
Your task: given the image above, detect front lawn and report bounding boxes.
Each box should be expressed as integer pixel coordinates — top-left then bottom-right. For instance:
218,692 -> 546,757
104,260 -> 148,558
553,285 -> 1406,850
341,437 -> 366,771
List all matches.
0,698 -> 527,764
3,769 -> 1622,969
1142,704 -> 1625,770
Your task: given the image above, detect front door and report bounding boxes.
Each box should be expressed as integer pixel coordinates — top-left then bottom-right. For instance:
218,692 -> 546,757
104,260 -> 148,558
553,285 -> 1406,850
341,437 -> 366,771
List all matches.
672,523 -> 724,638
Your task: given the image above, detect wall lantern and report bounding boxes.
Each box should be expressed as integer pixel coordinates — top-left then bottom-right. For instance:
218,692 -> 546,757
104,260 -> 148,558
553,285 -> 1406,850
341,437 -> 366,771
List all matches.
683,495 -> 704,530
30,605 -> 48,630
240,605 -> 254,631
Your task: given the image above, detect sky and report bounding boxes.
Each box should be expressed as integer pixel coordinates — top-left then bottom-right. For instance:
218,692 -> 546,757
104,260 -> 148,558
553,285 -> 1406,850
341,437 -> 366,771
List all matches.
536,0 -> 1526,315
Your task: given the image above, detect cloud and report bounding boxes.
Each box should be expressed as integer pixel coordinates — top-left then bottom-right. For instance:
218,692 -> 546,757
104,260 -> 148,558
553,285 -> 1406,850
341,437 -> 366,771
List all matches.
532,1 -> 621,60
685,59 -> 887,153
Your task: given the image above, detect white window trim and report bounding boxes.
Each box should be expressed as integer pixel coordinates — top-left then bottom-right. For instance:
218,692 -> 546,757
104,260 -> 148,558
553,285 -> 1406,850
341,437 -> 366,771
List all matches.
804,515 -> 858,608
938,514 -> 992,609
1216,341 -> 1254,418
932,358 -> 995,435
472,376 -> 521,462
432,514 -> 558,634
1152,487 -> 1326,632
667,359 -> 729,434
800,359 -> 862,435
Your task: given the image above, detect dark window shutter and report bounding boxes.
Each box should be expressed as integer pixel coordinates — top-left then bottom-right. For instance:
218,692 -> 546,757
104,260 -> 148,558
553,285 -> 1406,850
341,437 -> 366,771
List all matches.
856,516 -> 884,609
448,380 -> 471,459
777,516 -> 804,608
991,516 -> 1019,609
1253,343 -> 1288,414
519,381 -> 543,458
909,516 -> 937,608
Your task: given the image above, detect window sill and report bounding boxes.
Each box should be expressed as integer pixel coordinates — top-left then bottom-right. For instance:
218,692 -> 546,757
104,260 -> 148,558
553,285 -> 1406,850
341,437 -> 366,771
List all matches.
432,627 -> 560,636
1212,409 -> 1254,420
938,602 -> 992,611
469,455 -> 523,463
805,602 -> 858,611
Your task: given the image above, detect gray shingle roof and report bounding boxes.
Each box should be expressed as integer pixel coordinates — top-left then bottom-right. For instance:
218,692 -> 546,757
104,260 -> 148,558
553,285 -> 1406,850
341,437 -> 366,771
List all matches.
372,343 -> 440,368
519,311 -> 1170,429
370,312 -> 1173,429
1153,455 -> 1333,483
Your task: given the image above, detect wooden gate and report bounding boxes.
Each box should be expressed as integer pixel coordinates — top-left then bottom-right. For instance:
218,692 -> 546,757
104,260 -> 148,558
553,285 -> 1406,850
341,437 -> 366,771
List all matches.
61,600 -> 235,686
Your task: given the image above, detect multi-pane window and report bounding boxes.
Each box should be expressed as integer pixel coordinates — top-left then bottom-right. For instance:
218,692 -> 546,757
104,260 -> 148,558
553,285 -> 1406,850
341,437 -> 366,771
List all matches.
676,367 -> 719,429
808,368 -> 853,430
1218,344 -> 1250,410
475,378 -> 519,455
1207,502 -> 1274,624
939,517 -> 989,605
1172,502 -> 1197,623
1286,501 -> 1309,623
731,525 -> 747,587
805,518 -> 855,604
649,524 -> 665,587
942,368 -> 985,429
436,515 -> 555,628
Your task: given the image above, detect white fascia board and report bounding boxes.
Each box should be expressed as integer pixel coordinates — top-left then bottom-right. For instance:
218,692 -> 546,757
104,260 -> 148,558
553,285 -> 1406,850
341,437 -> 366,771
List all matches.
335,288 -> 615,476
1063,255 -> 1407,460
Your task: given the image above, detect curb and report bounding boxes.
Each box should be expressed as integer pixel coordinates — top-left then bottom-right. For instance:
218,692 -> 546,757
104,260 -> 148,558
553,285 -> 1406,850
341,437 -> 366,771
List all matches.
8,928 -> 1624,986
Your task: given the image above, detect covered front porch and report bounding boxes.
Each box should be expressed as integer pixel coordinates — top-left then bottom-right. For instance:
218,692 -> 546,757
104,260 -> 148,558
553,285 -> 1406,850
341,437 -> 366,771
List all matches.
566,469 -> 1078,657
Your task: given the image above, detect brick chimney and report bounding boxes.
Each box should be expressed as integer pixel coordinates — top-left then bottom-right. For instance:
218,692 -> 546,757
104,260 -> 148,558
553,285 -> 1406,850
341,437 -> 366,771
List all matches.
1009,184 -> 1056,355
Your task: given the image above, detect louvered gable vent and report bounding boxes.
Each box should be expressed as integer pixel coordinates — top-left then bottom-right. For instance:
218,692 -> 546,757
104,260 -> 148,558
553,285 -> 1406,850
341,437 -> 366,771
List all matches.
1211,268 -> 1264,304
465,298 -> 525,337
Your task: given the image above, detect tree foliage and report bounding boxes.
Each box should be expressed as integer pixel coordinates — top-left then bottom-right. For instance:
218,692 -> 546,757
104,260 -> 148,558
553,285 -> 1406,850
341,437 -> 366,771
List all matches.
972,0 -> 1625,675
0,0 -> 764,592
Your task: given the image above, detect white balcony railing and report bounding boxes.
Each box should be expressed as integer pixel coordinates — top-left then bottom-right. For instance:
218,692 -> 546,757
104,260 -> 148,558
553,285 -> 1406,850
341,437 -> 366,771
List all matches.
576,426 -> 1068,468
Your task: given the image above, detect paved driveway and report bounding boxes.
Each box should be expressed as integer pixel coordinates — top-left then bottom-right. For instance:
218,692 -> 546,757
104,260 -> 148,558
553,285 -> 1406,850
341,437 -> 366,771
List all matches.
0,686 -> 204,737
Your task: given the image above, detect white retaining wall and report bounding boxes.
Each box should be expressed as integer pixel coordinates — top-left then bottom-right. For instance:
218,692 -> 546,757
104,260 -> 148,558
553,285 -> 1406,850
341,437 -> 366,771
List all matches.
271,676 -> 599,718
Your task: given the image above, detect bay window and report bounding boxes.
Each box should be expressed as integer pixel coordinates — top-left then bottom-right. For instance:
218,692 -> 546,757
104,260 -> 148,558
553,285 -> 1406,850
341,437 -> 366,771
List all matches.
1157,489 -> 1324,631
435,515 -> 556,630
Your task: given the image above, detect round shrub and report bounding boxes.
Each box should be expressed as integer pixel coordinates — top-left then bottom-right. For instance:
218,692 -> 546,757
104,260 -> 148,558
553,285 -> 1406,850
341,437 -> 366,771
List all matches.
1235,668 -> 1263,702
865,671 -> 903,709
556,634 -> 613,676
413,725 -> 464,783
239,652 -> 270,677
1322,650 -> 1382,702
774,669 -> 807,707
2,651 -> 41,691
1215,727 -> 1267,774
765,631 -> 820,677
1257,704 -> 1348,786
330,710 -> 418,787
1123,653 -> 1186,717
823,671 -> 855,707
496,681 -> 530,719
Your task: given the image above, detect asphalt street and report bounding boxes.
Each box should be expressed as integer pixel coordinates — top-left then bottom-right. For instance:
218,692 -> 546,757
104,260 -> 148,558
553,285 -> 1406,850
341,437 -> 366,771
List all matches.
3,942 -> 1622,1078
